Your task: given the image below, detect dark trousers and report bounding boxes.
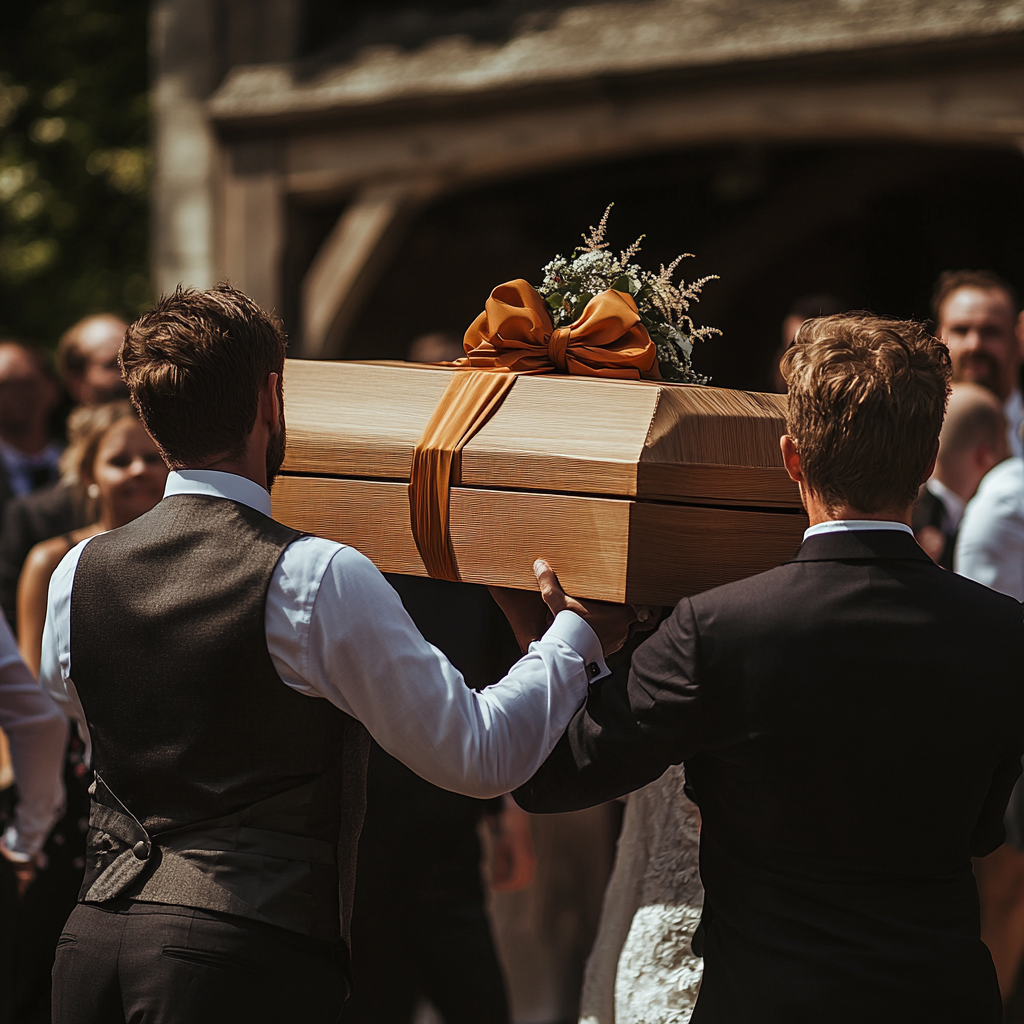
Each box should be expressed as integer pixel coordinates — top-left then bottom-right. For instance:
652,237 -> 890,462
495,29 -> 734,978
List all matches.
52,902 -> 347,1024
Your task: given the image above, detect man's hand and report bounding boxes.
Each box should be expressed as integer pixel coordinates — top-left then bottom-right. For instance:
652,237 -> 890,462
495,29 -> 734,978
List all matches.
485,799 -> 537,893
534,559 -> 637,656
487,585 -> 552,653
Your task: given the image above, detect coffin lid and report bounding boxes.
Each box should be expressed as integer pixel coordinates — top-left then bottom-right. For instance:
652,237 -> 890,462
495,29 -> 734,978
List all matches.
281,359 -> 800,508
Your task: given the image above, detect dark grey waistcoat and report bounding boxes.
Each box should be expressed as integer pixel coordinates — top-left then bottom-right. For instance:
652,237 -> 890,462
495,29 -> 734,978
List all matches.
69,493 -> 368,943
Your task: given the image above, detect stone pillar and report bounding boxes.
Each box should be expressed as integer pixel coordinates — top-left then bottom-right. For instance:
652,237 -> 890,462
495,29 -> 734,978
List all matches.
150,0 -> 219,295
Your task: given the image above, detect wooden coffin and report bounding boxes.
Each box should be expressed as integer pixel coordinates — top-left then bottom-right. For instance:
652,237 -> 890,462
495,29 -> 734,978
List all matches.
272,359 -> 808,605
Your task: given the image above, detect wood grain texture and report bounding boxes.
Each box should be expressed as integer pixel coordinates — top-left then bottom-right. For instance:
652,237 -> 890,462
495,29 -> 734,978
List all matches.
636,463 -> 800,508
272,473 -> 807,605
626,501 -> 808,605
280,360 -> 801,508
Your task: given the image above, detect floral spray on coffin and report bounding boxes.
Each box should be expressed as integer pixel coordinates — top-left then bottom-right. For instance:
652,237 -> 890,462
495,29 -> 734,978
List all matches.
535,203 -> 721,383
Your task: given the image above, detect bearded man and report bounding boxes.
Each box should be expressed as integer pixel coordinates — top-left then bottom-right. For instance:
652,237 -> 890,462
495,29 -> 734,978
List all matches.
41,285 -> 635,1024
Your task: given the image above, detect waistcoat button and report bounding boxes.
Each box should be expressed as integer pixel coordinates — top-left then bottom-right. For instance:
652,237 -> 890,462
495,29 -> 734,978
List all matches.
132,840 -> 150,860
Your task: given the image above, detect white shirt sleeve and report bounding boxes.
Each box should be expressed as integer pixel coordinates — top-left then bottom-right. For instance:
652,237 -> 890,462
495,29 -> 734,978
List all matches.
266,538 -> 608,799
0,609 -> 67,857
40,541 -> 91,762
955,460 -> 1024,601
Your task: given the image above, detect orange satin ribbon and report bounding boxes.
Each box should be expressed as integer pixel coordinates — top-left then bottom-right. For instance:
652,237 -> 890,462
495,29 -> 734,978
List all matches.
408,280 -> 659,580
408,371 -> 517,581
458,279 -> 660,379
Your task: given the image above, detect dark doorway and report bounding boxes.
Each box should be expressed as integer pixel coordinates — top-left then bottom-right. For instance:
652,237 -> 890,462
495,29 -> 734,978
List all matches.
296,141 -> 1024,392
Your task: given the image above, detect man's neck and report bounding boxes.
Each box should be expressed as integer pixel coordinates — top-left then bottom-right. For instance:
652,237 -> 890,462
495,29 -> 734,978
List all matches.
800,487 -> 912,529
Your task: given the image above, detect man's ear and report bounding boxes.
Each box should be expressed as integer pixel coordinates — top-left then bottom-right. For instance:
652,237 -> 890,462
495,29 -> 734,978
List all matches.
780,434 -> 803,484
921,441 -> 938,485
260,372 -> 281,431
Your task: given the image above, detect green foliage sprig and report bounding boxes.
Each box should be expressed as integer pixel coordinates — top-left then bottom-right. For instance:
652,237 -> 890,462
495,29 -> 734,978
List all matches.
536,204 -> 720,382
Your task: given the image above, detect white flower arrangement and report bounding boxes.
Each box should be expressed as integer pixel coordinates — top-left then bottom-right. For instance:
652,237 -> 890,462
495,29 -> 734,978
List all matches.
536,204 -> 720,382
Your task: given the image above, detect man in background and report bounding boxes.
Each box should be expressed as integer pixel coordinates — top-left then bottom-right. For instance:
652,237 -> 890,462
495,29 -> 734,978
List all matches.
0,314 -> 126,629
0,342 -> 61,524
913,382 -> 1007,568
768,295 -> 844,392
934,270 -> 1023,458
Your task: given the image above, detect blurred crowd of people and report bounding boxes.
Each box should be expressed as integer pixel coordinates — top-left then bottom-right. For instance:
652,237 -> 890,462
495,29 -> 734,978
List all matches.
2,268 -> 1024,1024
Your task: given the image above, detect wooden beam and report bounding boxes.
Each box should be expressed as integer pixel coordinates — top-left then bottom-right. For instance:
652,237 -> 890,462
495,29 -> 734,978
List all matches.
298,178 -> 439,357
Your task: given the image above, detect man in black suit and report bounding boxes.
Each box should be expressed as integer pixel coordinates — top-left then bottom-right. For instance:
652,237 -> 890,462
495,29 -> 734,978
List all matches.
512,314 -> 1024,1023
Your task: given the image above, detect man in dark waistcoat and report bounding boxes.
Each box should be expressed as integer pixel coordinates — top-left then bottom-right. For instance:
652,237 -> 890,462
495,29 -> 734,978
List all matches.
39,285 -> 635,1024
513,314 -> 1024,1024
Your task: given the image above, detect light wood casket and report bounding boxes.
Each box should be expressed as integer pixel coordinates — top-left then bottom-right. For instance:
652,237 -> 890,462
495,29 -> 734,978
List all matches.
272,359 -> 808,605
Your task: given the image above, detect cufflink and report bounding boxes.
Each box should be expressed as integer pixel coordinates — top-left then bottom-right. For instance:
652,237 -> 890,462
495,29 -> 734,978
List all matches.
587,662 -> 601,679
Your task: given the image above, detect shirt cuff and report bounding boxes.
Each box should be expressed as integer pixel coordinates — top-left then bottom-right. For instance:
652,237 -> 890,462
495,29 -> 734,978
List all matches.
541,610 -> 610,682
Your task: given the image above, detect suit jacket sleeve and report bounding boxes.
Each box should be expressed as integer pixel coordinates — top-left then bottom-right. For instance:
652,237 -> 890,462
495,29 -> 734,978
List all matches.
514,597 -> 705,813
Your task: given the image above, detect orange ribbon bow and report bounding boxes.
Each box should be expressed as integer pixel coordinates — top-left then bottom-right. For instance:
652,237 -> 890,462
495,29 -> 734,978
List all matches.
409,280 -> 661,582
458,279 -> 661,379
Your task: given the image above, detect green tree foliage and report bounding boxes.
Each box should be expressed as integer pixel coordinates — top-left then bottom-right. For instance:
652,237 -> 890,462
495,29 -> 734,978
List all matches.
0,0 -> 149,347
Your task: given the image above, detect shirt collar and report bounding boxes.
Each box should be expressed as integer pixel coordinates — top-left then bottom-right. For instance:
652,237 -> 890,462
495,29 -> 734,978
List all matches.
802,519 -> 914,542
925,477 -> 965,530
163,470 -> 271,517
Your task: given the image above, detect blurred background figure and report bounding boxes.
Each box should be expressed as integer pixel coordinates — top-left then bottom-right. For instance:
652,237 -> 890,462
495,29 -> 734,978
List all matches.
768,295 -> 844,392
407,332 -> 464,365
954,364 -> 1024,1017
913,382 -> 1008,568
0,315 -> 128,633
56,315 -> 129,408
0,342 -> 61,523
934,270 -> 1022,458
0,400 -> 165,1024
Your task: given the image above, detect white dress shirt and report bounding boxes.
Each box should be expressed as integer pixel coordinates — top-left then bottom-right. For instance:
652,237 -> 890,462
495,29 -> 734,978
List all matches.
0,610 -> 67,857
40,470 -> 609,799
955,457 -> 1024,600
1006,390 -> 1024,459
924,477 -> 966,535
803,519 -> 913,541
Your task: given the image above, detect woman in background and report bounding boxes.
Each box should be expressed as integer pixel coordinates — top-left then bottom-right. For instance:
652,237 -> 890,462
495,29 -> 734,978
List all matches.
17,400 -> 167,675
8,400 -> 166,1024
578,765 -> 703,1024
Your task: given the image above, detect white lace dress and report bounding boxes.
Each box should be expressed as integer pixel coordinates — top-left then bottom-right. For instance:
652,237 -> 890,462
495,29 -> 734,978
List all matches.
578,764 -> 703,1024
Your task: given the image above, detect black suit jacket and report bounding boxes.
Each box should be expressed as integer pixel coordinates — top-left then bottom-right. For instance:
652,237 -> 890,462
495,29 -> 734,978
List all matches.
515,530 -> 1024,1024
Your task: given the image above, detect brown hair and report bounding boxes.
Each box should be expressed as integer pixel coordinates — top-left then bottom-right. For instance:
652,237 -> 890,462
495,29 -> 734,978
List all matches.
119,285 -> 287,467
931,270 -> 1018,324
781,314 -> 951,514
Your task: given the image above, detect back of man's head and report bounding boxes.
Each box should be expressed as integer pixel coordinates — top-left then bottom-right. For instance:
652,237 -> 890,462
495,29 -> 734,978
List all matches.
937,383 -> 1008,464
120,285 -> 287,468
782,314 -> 951,515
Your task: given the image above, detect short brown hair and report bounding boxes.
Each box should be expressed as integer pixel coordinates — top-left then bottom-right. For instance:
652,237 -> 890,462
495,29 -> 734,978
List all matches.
120,285 -> 287,467
932,270 -> 1018,324
781,314 -> 951,514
